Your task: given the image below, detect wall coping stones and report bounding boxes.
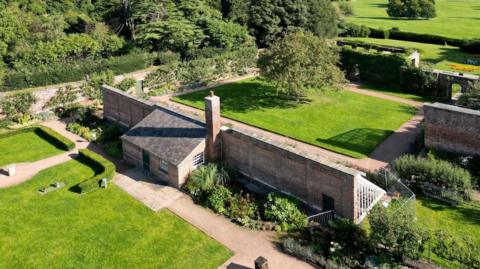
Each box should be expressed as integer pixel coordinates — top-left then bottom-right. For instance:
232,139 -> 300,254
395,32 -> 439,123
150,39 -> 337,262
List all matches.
220,126 -> 363,177
425,102 -> 480,117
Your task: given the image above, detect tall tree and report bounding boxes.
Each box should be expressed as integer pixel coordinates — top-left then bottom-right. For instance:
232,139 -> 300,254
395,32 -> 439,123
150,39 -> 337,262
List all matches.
258,32 -> 345,101
249,0 -> 339,47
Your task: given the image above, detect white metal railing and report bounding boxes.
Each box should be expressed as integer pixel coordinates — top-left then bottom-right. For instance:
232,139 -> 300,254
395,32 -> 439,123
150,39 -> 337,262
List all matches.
307,210 -> 335,227
356,175 -> 386,223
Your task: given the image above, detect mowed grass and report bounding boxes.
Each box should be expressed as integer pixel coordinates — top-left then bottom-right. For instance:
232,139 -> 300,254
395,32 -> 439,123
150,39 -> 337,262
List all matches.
344,37 -> 480,75
172,79 -> 416,158
347,0 -> 480,39
0,159 -> 232,269
416,197 -> 480,269
0,130 -> 66,167
356,83 -> 447,103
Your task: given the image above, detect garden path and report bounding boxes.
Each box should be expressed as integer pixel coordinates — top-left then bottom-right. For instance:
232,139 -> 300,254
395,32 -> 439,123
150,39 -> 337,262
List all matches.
155,83 -> 424,171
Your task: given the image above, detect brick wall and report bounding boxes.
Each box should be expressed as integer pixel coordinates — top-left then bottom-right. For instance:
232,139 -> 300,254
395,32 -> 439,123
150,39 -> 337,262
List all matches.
102,85 -> 155,129
425,103 -> 480,156
221,127 -> 361,222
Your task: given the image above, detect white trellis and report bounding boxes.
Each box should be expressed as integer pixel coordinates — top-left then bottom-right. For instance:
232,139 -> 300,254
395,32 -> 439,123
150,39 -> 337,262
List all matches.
356,175 -> 386,223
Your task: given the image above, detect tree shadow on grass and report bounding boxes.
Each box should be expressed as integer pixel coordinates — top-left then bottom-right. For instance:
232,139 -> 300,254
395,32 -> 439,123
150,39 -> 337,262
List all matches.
68,155 -> 103,194
418,196 -> 480,226
176,81 -> 311,114
316,128 -> 393,157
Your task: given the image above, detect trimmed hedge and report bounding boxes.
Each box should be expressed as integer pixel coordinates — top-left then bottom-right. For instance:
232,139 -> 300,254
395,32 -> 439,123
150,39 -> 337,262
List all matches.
76,149 -> 115,194
1,52 -> 177,92
340,47 -> 409,86
460,40 -> 480,54
341,23 -> 464,47
0,126 -> 74,151
35,126 -> 75,151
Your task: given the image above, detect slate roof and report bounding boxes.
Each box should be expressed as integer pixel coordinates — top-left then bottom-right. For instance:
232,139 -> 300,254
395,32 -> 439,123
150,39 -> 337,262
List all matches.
121,107 -> 206,165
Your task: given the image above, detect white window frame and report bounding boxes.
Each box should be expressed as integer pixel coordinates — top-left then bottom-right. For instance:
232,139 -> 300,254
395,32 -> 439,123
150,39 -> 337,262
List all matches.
159,160 -> 169,174
193,152 -> 204,168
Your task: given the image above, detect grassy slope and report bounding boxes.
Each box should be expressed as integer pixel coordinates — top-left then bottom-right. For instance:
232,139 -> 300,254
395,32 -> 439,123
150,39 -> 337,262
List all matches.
0,159 -> 232,269
347,0 -> 480,39
344,37 -> 480,75
416,197 -> 480,269
0,131 -> 66,167
173,79 -> 416,158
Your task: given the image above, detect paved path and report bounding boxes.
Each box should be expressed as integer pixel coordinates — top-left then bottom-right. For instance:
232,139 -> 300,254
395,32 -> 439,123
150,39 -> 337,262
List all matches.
0,120 -> 90,189
155,83 -> 424,172
114,169 -> 183,211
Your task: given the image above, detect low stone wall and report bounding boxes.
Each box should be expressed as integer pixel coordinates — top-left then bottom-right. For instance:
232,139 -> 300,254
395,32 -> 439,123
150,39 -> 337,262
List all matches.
425,102 -> 480,156
221,127 -> 361,222
102,85 -> 155,129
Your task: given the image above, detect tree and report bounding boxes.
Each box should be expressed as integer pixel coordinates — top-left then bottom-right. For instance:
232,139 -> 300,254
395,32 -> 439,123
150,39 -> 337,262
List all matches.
249,0 -> 339,47
258,32 -> 345,101
387,0 -> 436,19
0,92 -> 37,121
369,204 -> 427,260
44,85 -> 78,114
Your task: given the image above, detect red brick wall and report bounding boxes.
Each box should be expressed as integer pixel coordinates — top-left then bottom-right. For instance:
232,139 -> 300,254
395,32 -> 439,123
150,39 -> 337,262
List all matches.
425,103 -> 480,156
102,85 -> 155,129
221,127 -> 360,222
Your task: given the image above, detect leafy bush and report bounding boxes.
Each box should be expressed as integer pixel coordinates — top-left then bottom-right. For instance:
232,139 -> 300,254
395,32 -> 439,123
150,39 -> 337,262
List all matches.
400,65 -> 438,96
75,149 -> 115,194
457,82 -> 480,111
227,192 -> 258,226
369,204 -> 427,260
116,78 -> 136,92
0,92 -> 36,121
282,237 -> 316,262
184,163 -> 230,200
460,39 -> 480,54
206,185 -> 232,214
341,23 -> 370,37
392,154 -> 472,192
81,69 -> 114,102
263,193 -> 307,231
44,86 -> 79,115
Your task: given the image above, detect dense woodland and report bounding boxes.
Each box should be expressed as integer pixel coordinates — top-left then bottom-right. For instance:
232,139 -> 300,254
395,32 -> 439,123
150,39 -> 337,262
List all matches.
0,0 -> 342,90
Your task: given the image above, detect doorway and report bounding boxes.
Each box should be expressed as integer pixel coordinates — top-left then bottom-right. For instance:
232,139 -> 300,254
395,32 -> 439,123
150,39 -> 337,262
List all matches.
142,150 -> 150,171
322,194 -> 335,212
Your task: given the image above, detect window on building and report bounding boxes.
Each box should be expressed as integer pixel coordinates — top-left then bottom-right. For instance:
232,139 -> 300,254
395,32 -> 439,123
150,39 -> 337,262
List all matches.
159,160 -> 169,174
193,152 -> 204,168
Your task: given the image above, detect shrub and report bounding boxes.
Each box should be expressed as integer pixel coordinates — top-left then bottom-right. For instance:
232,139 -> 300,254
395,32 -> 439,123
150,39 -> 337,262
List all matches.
35,126 -> 75,151
263,193 -> 307,231
392,154 -> 472,192
116,78 -> 136,92
81,69 -> 114,102
282,237 -> 316,262
75,149 -> 115,194
460,39 -> 480,54
185,163 -> 230,200
457,82 -> 480,111
337,1 -> 354,16
206,185 -> 232,214
400,65 -> 438,96
44,86 -> 79,115
341,23 -> 370,37
368,204 -> 427,260
387,0 -> 436,19
0,92 -> 36,121
227,192 -> 258,225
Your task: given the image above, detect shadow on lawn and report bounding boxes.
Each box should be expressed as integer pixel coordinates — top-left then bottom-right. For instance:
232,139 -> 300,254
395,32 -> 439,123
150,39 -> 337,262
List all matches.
177,81 -> 311,114
419,197 -> 480,226
68,155 -> 104,194
317,128 -> 392,157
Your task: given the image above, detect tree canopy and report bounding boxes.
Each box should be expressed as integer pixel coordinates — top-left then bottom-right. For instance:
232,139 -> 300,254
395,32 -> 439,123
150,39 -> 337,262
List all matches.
258,32 -> 345,101
387,0 -> 436,19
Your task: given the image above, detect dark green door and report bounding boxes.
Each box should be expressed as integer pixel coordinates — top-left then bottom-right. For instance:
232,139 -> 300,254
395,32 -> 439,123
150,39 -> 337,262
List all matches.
142,150 -> 150,171
322,194 -> 335,211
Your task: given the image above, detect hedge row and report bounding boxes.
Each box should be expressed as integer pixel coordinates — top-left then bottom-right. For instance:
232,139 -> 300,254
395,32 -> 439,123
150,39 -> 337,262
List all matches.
1,52 -> 177,92
340,47 -> 409,86
341,23 -> 464,47
76,149 -> 115,194
0,126 -> 75,151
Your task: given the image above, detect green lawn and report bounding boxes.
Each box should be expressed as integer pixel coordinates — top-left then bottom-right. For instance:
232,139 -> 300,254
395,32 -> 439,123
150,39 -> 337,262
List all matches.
344,37 -> 480,75
0,159 -> 232,269
416,196 -> 480,269
0,130 -> 66,167
347,0 -> 480,39
172,79 -> 417,158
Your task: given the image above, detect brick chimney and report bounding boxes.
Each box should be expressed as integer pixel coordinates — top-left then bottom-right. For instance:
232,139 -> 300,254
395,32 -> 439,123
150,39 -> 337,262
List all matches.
205,91 -> 221,162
